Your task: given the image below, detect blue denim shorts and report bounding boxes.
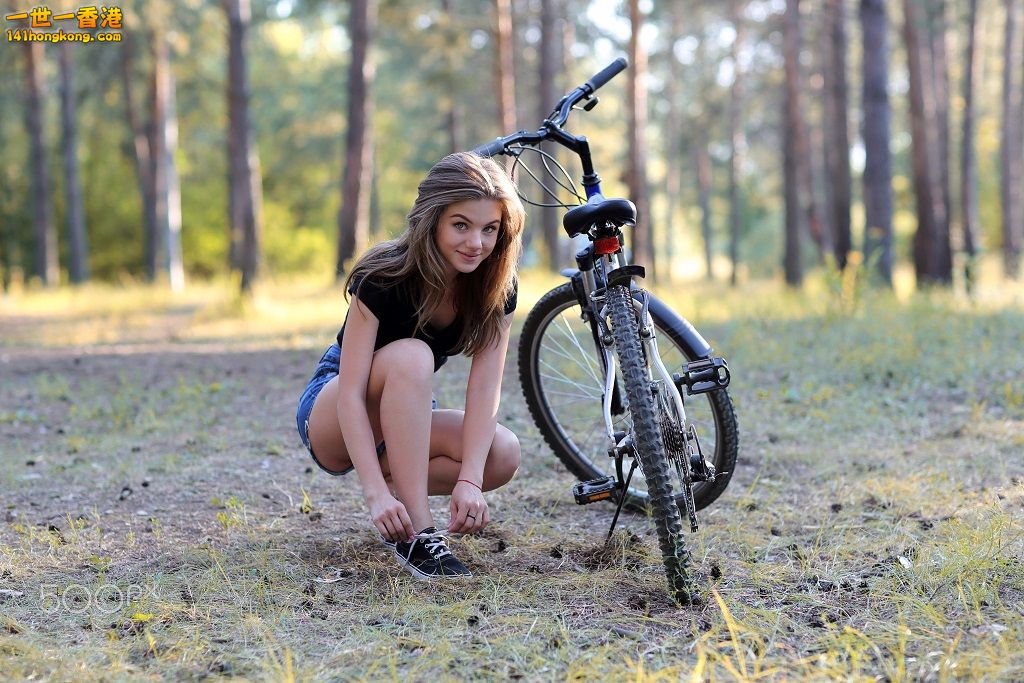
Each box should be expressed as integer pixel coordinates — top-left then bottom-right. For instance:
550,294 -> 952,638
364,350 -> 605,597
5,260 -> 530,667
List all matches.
296,343 -> 436,476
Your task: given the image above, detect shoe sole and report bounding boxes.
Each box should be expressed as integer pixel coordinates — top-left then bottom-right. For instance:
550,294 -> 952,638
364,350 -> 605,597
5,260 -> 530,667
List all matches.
392,548 -> 472,580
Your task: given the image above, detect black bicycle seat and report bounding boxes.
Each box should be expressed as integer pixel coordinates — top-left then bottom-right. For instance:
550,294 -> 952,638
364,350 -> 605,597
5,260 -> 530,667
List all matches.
562,197 -> 636,238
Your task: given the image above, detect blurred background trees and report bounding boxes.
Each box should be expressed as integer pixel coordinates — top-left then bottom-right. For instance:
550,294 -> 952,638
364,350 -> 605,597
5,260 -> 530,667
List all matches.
1,0 -> 1022,295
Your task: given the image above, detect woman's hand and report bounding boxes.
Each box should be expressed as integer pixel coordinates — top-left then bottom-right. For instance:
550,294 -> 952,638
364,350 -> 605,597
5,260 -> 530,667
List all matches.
366,490 -> 416,542
448,480 -> 489,534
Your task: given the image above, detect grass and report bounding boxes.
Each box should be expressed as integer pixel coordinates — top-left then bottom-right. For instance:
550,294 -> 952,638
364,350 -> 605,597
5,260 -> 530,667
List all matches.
1,263 -> 1023,681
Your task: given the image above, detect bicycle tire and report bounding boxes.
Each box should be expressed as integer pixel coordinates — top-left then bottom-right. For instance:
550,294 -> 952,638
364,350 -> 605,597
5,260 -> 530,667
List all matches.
518,282 -> 738,512
604,284 -> 691,601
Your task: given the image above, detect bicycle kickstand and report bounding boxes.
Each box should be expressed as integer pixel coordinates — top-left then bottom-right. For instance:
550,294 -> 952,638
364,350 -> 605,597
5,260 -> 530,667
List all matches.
606,457 -> 638,541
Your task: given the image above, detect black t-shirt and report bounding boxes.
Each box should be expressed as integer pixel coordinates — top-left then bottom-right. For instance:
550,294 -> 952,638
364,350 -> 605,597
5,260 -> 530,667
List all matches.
337,276 -> 517,371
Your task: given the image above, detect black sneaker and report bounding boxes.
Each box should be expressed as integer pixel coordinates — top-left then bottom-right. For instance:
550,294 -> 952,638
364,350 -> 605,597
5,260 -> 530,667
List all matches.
393,527 -> 472,579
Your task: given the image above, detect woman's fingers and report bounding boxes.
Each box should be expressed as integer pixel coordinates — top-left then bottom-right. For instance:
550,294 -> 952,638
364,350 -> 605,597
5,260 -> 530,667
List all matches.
461,503 -> 487,534
396,505 -> 416,541
450,503 -> 470,534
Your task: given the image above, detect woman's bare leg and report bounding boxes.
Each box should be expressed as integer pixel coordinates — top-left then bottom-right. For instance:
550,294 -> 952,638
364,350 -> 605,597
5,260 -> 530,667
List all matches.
374,340 -> 435,531
380,410 -> 521,496
306,339 -> 438,531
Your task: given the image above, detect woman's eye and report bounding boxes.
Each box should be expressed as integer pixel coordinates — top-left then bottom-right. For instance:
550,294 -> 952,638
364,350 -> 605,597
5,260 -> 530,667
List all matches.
483,226 -> 497,234
454,222 -> 468,231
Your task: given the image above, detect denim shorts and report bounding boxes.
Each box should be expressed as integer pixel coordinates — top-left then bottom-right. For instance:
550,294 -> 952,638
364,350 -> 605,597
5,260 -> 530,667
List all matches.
296,343 -> 436,476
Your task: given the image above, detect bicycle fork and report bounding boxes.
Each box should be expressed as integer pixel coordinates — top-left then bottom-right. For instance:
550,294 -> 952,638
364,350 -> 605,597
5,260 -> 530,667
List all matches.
585,289 -> 708,536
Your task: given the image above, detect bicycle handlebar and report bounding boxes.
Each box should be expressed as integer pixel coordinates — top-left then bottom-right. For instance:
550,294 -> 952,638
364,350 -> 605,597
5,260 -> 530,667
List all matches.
584,57 -> 628,95
472,57 -> 628,158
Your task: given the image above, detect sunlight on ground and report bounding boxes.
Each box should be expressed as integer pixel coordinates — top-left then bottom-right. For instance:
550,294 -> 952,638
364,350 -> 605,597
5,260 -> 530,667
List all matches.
1,255 -> 1020,351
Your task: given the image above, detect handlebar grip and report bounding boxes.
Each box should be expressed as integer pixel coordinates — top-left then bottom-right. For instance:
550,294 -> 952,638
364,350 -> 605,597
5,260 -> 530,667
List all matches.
584,57 -> 628,93
472,137 -> 508,158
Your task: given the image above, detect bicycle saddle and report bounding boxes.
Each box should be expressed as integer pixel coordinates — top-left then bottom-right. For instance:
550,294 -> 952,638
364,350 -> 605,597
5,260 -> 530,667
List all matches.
562,196 -> 636,238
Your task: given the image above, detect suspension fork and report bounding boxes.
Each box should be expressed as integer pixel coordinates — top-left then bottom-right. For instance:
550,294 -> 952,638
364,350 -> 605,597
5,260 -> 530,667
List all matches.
632,294 -> 689,427
593,287 -> 690,450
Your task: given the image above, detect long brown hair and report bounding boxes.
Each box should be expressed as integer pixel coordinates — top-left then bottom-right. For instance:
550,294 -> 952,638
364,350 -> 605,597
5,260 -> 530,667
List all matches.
345,152 -> 525,356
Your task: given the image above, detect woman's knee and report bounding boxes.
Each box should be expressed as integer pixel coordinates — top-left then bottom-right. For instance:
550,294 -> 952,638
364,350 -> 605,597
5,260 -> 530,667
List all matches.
487,427 -> 521,488
379,338 -> 434,385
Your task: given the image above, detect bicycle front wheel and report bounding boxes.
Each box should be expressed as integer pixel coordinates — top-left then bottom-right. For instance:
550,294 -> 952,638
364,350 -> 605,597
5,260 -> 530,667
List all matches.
518,282 -> 738,513
604,284 -> 691,601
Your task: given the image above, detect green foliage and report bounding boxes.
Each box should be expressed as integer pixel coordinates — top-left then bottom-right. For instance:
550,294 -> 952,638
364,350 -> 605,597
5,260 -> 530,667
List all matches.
262,200 -> 333,275
0,0 -> 1019,291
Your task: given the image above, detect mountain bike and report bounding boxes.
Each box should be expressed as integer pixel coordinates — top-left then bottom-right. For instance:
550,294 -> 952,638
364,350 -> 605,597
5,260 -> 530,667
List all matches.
473,58 -> 739,603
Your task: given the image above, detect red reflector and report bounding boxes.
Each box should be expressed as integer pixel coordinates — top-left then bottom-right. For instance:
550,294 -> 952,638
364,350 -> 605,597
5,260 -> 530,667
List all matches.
594,237 -> 619,255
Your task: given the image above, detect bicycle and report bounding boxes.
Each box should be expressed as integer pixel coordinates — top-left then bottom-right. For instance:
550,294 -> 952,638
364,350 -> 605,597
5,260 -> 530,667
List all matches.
472,58 -> 739,603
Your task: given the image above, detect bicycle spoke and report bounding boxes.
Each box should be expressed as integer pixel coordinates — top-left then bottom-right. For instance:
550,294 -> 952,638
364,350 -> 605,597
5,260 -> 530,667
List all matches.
537,363 -> 602,399
541,320 -> 603,386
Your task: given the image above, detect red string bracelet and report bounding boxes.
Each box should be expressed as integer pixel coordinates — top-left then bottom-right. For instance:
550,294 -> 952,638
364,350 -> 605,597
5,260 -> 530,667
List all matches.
457,478 -> 482,490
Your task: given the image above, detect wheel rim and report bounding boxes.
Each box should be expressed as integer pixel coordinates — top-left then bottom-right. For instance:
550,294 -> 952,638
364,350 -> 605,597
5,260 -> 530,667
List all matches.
528,292 -> 723,503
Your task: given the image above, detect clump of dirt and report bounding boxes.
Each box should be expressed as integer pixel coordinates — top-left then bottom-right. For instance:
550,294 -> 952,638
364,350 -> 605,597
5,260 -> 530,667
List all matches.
577,529 -> 648,571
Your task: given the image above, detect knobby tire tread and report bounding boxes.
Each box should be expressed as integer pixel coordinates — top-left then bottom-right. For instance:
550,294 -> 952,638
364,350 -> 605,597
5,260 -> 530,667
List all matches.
605,285 -> 692,602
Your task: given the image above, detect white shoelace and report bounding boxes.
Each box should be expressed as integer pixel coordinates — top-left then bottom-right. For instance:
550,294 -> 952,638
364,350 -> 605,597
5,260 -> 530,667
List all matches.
417,530 -> 453,560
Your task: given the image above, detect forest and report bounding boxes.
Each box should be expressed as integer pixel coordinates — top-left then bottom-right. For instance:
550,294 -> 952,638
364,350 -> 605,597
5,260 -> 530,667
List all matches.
2,1 -> 1024,680
2,0 -> 1022,294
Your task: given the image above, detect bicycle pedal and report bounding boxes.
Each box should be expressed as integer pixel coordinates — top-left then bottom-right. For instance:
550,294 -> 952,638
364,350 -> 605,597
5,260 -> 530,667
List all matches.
573,476 -> 618,505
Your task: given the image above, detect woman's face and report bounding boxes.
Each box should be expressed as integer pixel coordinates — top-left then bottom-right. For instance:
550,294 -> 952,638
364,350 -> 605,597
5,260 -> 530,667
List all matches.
434,198 -> 502,279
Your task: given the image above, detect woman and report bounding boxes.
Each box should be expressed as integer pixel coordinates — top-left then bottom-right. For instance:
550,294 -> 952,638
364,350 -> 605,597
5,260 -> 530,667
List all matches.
296,152 -> 526,579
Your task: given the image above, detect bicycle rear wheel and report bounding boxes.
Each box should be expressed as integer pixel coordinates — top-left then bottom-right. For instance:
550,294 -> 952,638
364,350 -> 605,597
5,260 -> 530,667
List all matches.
518,282 -> 738,513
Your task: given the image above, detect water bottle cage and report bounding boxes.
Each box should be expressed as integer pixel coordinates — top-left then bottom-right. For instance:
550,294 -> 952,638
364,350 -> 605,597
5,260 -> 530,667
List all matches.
673,357 -> 731,396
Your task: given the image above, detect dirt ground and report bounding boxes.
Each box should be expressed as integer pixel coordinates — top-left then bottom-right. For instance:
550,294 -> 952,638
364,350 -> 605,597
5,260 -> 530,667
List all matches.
2,285 -> 1024,680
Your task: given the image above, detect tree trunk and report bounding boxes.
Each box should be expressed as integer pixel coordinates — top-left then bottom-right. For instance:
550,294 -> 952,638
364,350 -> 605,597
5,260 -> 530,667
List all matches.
1002,0 -> 1023,278
122,32 -> 158,281
149,34 -> 168,283
825,0 -> 851,270
440,0 -> 462,153
495,0 -> 516,138
538,0 -> 560,270
961,0 -> 980,290
782,0 -> 804,286
697,139 -> 714,281
929,0 -> 953,281
23,41 -> 58,286
627,0 -> 653,278
164,59 -> 185,292
59,43 -> 89,284
663,0 -> 684,284
860,0 -> 893,286
227,0 -> 263,295
728,0 -> 745,286
904,0 -> 950,285
336,0 -> 377,277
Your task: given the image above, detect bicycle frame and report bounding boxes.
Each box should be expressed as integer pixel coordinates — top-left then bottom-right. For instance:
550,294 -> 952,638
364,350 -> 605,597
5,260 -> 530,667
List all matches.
570,241 -> 690,455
